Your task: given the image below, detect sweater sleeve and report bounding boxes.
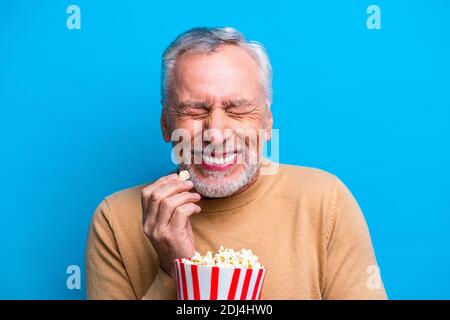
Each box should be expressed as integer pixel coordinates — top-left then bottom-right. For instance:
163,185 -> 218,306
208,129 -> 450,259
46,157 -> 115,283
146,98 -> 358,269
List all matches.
86,200 -> 177,300
141,268 -> 178,300
322,178 -> 388,300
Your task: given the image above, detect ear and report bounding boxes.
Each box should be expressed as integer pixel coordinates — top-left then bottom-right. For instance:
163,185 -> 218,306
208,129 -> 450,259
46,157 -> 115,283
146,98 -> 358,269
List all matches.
160,106 -> 171,142
264,106 -> 273,141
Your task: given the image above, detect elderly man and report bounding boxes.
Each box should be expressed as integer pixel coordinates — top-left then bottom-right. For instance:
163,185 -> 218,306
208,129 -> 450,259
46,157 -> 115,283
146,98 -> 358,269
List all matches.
86,27 -> 387,300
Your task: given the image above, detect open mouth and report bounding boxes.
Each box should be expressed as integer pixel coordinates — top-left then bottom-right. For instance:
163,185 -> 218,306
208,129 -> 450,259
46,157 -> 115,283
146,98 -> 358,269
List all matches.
193,151 -> 239,171
203,153 -> 237,165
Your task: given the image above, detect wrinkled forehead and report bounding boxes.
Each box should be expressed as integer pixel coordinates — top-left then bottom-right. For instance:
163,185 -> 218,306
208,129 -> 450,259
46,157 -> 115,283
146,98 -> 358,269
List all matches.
170,45 -> 264,104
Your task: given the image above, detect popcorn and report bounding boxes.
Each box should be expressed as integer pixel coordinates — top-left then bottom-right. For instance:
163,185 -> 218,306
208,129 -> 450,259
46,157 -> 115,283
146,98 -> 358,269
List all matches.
175,246 -> 267,300
178,170 -> 190,181
181,246 -> 263,269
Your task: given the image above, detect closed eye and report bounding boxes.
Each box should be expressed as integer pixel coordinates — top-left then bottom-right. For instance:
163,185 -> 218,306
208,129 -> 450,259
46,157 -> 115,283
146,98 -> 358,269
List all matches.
223,99 -> 257,116
226,105 -> 257,115
187,108 -> 209,117
172,101 -> 210,118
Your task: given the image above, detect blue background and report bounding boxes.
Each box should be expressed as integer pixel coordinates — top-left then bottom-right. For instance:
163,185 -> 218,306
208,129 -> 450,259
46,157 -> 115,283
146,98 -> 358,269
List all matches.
1,0 -> 449,299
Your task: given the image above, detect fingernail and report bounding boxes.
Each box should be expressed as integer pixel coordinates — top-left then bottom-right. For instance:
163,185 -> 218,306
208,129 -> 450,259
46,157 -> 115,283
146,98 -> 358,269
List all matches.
184,180 -> 193,186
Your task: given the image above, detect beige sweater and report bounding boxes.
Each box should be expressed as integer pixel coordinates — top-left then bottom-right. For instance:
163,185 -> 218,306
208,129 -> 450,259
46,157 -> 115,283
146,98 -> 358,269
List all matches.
86,163 -> 387,299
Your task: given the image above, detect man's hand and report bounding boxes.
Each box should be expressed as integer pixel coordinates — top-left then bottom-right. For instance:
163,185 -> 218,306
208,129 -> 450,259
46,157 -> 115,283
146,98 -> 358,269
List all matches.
141,173 -> 201,278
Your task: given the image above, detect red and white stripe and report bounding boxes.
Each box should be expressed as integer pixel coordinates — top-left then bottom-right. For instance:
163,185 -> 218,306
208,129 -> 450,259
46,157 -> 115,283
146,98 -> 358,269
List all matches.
174,259 -> 267,300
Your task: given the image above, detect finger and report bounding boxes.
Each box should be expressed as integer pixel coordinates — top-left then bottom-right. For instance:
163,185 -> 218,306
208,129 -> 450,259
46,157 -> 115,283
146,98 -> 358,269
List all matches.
144,179 -> 195,227
141,174 -> 178,224
168,203 -> 202,231
157,191 -> 201,226
141,173 -> 178,210
142,173 -> 179,201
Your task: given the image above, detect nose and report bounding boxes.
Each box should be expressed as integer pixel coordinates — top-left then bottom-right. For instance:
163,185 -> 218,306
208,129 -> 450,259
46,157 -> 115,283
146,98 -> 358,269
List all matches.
203,108 -> 230,146
204,108 -> 225,144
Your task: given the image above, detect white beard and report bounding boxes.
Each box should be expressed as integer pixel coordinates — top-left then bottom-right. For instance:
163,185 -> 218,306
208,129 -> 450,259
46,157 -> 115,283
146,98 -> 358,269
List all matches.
180,154 -> 260,198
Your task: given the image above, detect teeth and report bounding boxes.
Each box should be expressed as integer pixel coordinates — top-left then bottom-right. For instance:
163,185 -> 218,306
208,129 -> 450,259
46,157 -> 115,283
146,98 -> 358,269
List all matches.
203,153 -> 236,165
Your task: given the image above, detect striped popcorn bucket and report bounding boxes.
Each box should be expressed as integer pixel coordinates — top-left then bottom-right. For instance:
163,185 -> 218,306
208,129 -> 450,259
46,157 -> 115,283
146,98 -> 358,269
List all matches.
174,258 -> 267,300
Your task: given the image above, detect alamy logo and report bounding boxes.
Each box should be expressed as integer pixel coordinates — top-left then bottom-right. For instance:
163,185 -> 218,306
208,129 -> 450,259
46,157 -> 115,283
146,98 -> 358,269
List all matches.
66,265 -> 81,290
64,5 -> 381,31
366,265 -> 382,290
66,5 -> 81,30
366,4 -> 382,30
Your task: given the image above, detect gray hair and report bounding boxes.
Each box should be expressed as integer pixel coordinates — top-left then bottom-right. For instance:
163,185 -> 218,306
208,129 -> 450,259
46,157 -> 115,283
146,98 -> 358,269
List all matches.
161,27 -> 273,106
